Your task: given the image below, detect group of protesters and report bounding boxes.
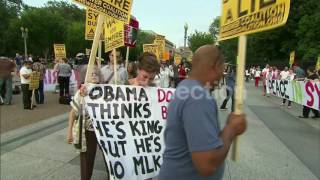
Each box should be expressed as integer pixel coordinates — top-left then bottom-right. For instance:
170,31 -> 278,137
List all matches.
65,45 -> 246,180
246,64 -> 319,119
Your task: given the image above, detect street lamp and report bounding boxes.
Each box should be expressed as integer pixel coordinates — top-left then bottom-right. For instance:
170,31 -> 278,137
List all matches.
184,23 -> 188,49
21,27 -> 28,61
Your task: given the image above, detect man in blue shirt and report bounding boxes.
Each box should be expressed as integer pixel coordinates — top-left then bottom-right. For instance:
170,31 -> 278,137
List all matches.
159,45 -> 246,180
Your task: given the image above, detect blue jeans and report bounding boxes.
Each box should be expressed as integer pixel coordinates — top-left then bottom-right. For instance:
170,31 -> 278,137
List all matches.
35,80 -> 44,104
0,76 -> 13,105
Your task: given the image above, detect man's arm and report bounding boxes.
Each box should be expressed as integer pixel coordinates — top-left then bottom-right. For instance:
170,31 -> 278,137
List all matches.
191,114 -> 246,176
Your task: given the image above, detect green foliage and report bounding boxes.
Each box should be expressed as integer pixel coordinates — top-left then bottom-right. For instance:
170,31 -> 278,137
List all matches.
128,31 -> 155,62
188,31 -> 215,53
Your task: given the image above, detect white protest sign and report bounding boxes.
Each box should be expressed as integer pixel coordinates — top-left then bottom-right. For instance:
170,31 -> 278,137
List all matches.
85,84 -> 174,180
267,79 -> 320,110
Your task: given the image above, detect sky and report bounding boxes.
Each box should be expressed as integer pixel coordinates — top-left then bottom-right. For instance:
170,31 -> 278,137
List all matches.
23,0 -> 222,47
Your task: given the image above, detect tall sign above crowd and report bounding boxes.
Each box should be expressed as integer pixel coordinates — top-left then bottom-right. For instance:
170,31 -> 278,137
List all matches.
53,44 -> 66,59
220,0 -> 291,40
219,0 -> 291,161
74,0 -> 133,23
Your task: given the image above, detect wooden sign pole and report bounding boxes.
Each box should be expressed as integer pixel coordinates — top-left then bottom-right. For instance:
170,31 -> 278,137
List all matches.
232,35 -> 247,161
113,48 -> 118,85
125,46 -> 130,70
84,14 -> 105,84
98,40 -> 102,69
31,89 -> 35,109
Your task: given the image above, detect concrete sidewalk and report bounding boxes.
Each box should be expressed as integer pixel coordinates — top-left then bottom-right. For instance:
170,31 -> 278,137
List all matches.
0,83 -> 319,180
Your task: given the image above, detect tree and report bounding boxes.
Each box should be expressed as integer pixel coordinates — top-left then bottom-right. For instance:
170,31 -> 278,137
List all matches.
128,31 -> 155,61
188,31 -> 214,53
209,17 -> 220,41
65,21 -> 90,57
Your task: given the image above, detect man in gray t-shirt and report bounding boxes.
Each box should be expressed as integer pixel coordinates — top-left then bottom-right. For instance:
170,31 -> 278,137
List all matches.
159,45 -> 246,180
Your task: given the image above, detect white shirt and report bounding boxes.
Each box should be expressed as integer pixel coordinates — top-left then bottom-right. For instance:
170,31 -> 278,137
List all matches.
280,71 -> 290,80
159,67 -> 173,88
254,70 -> 261,77
20,66 -> 32,84
287,73 -> 295,81
101,64 -> 128,84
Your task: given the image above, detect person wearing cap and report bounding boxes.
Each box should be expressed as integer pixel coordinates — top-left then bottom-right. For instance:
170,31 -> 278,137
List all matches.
20,60 -> 33,109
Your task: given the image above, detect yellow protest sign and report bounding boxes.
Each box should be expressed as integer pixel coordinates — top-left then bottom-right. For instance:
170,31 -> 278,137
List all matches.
174,54 -> 182,65
143,44 -> 159,60
316,56 -> 320,70
289,51 -> 295,66
54,44 -> 66,59
104,17 -> 125,52
29,72 -> 40,90
73,0 -> 133,23
154,35 -> 166,60
85,8 -> 104,40
220,0 -> 291,41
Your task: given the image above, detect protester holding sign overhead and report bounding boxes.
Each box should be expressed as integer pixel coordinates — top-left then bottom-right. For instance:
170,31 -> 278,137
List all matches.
159,45 -> 246,180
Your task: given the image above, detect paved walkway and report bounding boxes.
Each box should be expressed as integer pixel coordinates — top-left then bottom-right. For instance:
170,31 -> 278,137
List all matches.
0,83 -> 319,180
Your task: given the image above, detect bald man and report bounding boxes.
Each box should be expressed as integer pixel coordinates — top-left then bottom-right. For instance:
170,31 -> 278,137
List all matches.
159,45 -> 246,180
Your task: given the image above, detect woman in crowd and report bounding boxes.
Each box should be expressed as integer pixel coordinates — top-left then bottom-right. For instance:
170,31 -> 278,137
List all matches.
55,58 -> 72,97
66,64 -> 105,180
128,52 -> 160,87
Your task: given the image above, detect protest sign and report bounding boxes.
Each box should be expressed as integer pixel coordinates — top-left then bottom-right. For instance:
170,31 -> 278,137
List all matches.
53,44 -> 66,59
104,17 -> 125,52
73,0 -> 133,23
220,0 -> 291,41
143,44 -> 159,60
289,51 -> 295,66
29,72 -> 40,90
219,0 -> 291,161
154,35 -> 165,61
267,79 -> 320,110
85,8 -> 104,40
125,17 -> 139,47
174,54 -> 182,65
43,69 -> 78,95
85,84 -> 174,180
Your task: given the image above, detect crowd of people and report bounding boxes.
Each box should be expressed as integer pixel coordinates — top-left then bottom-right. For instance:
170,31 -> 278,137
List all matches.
1,47 -> 319,180
246,64 -> 319,118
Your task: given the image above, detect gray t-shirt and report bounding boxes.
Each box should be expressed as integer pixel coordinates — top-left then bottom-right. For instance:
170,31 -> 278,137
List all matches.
57,63 -> 72,77
159,80 -> 225,180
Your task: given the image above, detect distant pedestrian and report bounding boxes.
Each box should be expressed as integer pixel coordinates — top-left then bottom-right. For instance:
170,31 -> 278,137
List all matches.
20,61 -> 33,109
32,57 -> 46,104
56,58 -> 72,97
254,67 -> 261,87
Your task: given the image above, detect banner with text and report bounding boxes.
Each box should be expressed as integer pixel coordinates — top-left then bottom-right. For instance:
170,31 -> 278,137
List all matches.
143,44 -> 159,60
220,0 -> 291,40
266,79 -> 320,110
85,84 -> 174,180
73,0 -> 133,23
43,69 -> 79,95
53,44 -> 66,59
104,17 -> 125,52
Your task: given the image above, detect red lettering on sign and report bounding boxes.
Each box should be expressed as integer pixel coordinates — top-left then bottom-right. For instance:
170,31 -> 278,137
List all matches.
161,106 -> 167,120
305,81 -> 314,107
